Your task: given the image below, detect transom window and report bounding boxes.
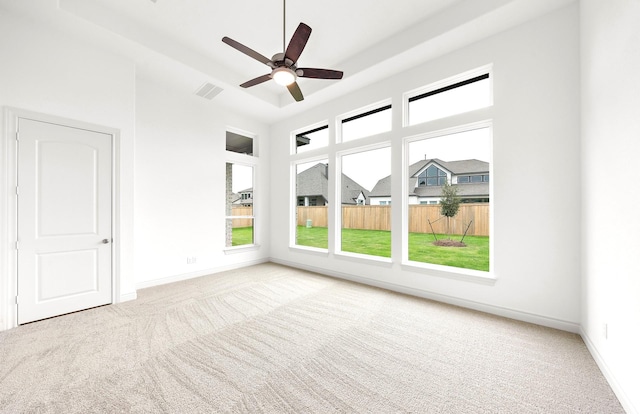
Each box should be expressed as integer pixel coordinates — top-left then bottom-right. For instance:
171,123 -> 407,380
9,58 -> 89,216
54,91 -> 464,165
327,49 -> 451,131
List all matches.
340,103 -> 392,143
406,69 -> 491,126
294,125 -> 328,154
418,165 -> 447,186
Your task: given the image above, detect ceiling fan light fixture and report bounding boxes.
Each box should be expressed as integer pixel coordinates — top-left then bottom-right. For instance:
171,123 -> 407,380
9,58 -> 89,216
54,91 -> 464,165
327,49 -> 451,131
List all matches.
272,67 -> 296,86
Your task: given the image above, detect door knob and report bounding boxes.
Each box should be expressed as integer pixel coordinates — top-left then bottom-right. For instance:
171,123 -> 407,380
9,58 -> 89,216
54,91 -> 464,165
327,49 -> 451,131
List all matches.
102,239 -> 110,244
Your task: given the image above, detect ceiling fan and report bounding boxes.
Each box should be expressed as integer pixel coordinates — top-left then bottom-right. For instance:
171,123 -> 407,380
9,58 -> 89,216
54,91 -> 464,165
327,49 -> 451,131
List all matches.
221,0 -> 343,102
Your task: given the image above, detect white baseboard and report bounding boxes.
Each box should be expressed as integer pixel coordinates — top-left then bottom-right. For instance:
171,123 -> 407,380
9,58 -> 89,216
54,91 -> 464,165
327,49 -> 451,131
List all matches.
580,328 -> 638,414
269,258 -> 581,334
135,258 -> 270,290
119,291 -> 137,302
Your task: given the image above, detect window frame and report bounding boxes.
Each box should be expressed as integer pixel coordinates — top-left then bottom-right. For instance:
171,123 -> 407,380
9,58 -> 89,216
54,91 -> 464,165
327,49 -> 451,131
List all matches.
402,120 -> 493,278
292,122 -> 330,155
402,65 -> 493,127
335,142 -> 392,261
290,155 -> 331,253
224,128 -> 259,252
336,99 -> 393,144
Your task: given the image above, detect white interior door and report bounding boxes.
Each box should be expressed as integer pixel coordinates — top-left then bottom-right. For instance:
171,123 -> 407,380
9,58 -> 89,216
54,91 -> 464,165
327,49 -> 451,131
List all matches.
17,118 -> 112,324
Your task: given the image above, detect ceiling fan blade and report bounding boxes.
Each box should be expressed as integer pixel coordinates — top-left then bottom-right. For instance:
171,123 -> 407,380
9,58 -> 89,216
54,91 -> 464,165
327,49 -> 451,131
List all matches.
297,68 -> 344,80
240,74 -> 272,88
285,23 -> 312,64
222,36 -> 271,66
287,81 -> 304,102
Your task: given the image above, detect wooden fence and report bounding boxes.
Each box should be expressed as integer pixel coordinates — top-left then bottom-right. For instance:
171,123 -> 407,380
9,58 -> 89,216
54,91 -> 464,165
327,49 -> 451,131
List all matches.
296,204 -> 489,236
296,206 -> 328,228
230,206 -> 253,228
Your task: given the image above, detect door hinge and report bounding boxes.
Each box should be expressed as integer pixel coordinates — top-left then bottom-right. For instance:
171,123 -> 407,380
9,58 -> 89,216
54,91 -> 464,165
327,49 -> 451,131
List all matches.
16,186 -> 19,195
15,241 -> 19,250
15,296 -> 19,304
15,131 -> 19,141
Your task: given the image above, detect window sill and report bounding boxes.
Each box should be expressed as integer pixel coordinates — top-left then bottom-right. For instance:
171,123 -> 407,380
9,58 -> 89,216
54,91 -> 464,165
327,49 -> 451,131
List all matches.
288,245 -> 329,256
334,251 -> 393,267
401,260 -> 496,285
224,244 -> 261,255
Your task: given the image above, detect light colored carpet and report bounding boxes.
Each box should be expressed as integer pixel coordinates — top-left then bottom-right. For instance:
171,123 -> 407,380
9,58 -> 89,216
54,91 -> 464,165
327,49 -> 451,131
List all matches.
0,263 -> 623,413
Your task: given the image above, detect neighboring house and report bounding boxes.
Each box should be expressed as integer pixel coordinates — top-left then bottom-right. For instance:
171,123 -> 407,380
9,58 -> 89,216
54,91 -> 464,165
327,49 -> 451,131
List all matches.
233,188 -> 253,207
297,163 -> 370,206
369,158 -> 489,205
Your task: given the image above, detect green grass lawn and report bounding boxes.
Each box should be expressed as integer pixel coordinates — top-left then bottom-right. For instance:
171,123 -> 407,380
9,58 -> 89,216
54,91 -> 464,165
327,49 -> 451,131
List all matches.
296,226 -> 489,272
232,227 -> 254,246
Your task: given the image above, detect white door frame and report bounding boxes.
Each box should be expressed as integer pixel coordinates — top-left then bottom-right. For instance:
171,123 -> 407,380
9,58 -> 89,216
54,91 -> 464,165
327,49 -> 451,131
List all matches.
1,108 -> 122,330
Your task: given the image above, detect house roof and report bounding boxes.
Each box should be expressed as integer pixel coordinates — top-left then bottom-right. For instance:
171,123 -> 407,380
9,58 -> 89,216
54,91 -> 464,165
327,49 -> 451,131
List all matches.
296,163 -> 370,205
370,159 -> 489,197
341,174 -> 371,205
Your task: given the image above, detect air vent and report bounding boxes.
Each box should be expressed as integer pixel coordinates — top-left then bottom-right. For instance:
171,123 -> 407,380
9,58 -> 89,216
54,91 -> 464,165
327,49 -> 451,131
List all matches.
195,82 -> 223,100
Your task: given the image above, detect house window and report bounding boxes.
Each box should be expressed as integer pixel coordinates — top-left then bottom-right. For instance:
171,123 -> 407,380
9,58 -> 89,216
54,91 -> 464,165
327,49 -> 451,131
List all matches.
406,69 -> 491,126
406,126 -> 491,272
339,146 -> 391,258
339,102 -> 392,143
226,130 -> 255,156
295,159 -> 329,249
457,174 -> 489,184
294,124 -> 329,154
225,163 -> 254,247
418,165 -> 447,186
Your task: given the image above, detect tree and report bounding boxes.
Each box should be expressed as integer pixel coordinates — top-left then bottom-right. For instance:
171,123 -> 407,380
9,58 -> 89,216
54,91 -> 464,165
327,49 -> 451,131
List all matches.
440,180 -> 461,239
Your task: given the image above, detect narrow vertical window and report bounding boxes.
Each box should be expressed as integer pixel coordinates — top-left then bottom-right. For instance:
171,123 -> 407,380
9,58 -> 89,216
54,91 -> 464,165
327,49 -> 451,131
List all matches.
225,163 -> 254,247
295,159 -> 329,248
340,146 -> 392,257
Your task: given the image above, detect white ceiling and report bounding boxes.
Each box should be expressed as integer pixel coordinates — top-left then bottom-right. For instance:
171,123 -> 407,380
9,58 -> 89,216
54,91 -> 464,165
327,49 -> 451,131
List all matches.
1,0 -> 574,124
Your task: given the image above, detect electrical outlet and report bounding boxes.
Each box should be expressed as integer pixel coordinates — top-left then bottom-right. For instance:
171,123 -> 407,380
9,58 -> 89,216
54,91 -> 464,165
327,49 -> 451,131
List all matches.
187,257 -> 197,264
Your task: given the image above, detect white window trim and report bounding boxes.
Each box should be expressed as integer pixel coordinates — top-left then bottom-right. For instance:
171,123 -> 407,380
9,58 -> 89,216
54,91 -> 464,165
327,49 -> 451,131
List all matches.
402,64 -> 494,128
225,131 -> 259,249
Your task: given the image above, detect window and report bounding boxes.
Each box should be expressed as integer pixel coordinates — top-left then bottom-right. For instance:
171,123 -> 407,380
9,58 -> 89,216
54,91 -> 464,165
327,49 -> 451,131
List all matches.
226,131 -> 254,155
225,163 -> 254,247
295,125 -> 329,154
406,71 -> 491,126
457,174 -> 489,184
339,146 -> 391,258
406,126 -> 491,272
295,159 -> 329,249
340,103 -> 392,143
418,165 -> 447,186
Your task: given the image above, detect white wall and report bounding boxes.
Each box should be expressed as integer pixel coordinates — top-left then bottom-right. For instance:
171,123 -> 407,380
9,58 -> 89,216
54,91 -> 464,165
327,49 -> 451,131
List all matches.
581,1 -> 640,412
134,78 -> 270,287
0,12 -> 136,328
270,5 -> 581,330
0,10 -> 271,329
